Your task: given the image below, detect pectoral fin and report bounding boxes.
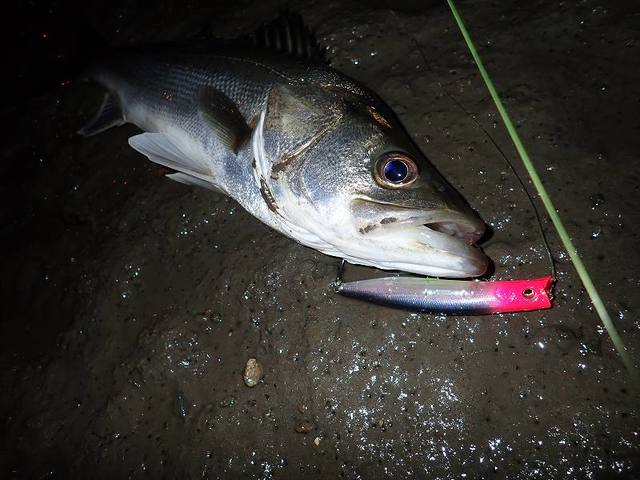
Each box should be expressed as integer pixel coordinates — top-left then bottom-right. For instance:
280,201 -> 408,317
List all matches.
199,86 -> 250,153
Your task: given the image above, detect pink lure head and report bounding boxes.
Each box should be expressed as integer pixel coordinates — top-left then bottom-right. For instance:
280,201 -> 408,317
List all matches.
490,276 -> 554,313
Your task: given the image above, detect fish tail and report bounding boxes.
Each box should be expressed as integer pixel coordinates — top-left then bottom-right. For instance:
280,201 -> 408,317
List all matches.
77,91 -> 124,137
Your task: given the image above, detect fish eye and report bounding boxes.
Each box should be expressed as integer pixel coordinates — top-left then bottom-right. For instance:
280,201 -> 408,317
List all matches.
384,159 -> 408,182
374,152 -> 418,188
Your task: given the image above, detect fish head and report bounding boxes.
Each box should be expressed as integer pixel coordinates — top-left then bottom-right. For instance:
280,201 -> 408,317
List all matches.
255,84 -> 488,278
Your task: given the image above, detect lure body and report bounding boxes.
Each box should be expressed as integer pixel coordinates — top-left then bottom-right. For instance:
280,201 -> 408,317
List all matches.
337,276 -> 554,315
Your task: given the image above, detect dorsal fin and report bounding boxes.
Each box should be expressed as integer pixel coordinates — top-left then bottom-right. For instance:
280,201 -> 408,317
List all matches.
250,11 -> 326,61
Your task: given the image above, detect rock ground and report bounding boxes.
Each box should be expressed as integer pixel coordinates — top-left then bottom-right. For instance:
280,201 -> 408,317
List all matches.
1,0 -> 639,478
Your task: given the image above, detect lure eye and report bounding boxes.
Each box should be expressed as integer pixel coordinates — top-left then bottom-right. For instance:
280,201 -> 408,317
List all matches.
374,153 -> 418,188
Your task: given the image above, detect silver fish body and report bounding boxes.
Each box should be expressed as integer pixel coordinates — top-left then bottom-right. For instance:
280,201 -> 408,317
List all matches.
80,40 -> 489,277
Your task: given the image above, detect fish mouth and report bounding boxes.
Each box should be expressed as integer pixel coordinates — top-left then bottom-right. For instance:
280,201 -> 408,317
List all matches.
349,198 -> 489,277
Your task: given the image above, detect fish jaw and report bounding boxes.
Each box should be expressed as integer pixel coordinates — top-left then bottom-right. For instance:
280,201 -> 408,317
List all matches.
337,198 -> 489,278
255,192 -> 488,278
333,224 -> 489,278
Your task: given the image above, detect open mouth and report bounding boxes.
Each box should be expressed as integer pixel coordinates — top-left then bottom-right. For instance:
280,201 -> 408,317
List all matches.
364,204 -> 486,246
353,197 -> 485,241
350,198 -> 489,277
387,220 -> 489,277
423,220 -> 485,246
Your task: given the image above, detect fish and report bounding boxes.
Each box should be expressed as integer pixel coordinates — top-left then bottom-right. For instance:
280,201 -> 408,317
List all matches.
79,13 -> 489,278
337,275 -> 554,315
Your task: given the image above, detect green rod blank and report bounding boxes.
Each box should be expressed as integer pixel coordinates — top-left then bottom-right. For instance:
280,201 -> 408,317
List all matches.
446,0 -> 633,371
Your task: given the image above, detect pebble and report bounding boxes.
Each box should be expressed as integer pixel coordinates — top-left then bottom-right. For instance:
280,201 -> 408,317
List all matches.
243,358 -> 263,387
295,420 -> 313,433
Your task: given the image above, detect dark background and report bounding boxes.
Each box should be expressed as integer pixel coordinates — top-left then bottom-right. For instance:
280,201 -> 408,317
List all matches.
2,0 -> 639,478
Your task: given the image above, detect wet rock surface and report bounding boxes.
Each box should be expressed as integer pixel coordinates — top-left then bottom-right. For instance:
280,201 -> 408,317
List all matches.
1,0 -> 639,478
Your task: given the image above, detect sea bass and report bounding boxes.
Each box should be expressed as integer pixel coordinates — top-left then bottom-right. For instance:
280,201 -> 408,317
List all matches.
79,16 -> 489,278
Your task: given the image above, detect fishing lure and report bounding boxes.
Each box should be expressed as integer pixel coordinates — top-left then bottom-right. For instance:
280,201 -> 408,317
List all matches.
337,276 -> 554,315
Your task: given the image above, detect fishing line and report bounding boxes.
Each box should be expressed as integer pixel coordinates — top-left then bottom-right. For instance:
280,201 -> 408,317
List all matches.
446,0 -> 633,371
334,258 -> 346,289
408,36 -> 557,281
